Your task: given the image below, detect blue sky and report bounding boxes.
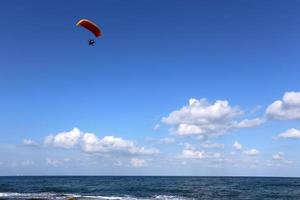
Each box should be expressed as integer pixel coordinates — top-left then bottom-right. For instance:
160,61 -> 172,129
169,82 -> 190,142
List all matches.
0,0 -> 300,176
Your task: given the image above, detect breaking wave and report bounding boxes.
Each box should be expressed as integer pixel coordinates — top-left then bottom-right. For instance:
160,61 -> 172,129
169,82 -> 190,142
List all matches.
0,192 -> 190,200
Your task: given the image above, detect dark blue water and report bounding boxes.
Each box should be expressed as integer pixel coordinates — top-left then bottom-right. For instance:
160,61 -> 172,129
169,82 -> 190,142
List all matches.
0,176 -> 300,200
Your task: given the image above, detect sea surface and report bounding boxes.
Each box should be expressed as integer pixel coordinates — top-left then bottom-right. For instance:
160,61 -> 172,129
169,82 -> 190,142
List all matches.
0,176 -> 300,200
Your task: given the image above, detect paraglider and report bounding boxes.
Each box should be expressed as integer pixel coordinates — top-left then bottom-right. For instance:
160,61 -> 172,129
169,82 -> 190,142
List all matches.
76,19 -> 102,46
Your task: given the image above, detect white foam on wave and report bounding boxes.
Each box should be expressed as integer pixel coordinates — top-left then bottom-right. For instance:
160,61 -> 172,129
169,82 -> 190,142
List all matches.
78,195 -> 190,200
0,193 -> 190,200
0,192 -> 19,197
80,195 -> 124,199
154,195 -> 188,200
0,192 -> 65,199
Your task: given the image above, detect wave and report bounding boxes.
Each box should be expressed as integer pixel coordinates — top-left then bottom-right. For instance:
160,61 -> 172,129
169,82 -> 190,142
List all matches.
0,193 -> 190,200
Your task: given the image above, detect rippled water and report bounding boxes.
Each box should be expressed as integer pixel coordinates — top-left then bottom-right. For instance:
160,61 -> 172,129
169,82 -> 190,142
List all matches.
0,176 -> 300,199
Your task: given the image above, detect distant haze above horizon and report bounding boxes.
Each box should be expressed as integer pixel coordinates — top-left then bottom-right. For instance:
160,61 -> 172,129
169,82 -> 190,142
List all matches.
0,0 -> 299,176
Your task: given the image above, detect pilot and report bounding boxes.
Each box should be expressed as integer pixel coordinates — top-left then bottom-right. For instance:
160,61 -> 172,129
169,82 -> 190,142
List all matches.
88,39 -> 95,46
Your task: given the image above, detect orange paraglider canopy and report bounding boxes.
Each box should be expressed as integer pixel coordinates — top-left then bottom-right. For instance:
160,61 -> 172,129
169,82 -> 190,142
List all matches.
76,19 -> 102,37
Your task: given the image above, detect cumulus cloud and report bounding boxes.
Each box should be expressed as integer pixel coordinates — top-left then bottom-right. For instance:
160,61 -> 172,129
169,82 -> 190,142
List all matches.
273,152 -> 284,160
243,149 -> 260,156
44,128 -> 159,156
162,98 -> 262,137
233,118 -> 265,129
180,145 -> 223,161
130,158 -> 147,167
44,128 -> 81,149
266,91 -> 300,120
23,139 -> 38,147
181,148 -> 205,159
81,133 -> 159,155
233,141 -> 242,150
277,128 -> 300,139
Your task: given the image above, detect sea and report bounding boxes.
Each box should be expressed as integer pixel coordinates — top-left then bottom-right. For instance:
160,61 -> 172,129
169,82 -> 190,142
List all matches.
0,176 -> 300,200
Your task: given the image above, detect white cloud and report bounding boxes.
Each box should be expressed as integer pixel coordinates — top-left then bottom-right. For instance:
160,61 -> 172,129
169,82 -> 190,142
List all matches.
243,149 -> 260,156
43,128 -> 158,156
273,152 -> 284,160
182,142 -> 194,149
206,152 -> 222,159
249,105 -> 263,115
159,137 -> 176,144
181,148 -> 205,159
233,141 -> 242,150
266,92 -> 300,120
46,157 -> 70,167
162,98 -> 262,137
23,139 -> 38,146
81,134 -> 159,155
233,118 -> 265,128
180,144 -> 205,159
153,124 -> 160,130
46,158 -> 62,167
278,128 -> 300,139
114,160 -> 123,167
180,145 -> 223,161
63,158 -> 71,162
44,128 -> 81,149
21,160 -> 34,167
130,158 -> 147,167
284,160 -> 293,165
201,141 -> 224,149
